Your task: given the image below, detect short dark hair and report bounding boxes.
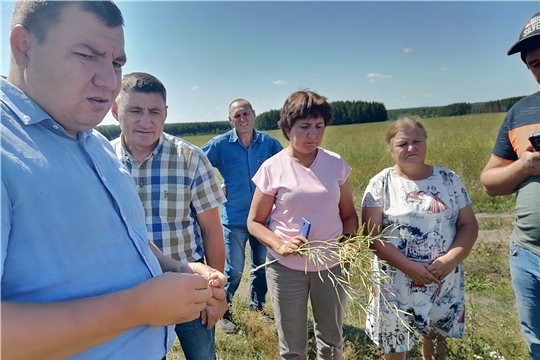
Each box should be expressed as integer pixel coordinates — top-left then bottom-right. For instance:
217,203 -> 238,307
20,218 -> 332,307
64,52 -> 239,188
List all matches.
278,90 -> 332,140
118,72 -> 167,104
11,1 -> 124,44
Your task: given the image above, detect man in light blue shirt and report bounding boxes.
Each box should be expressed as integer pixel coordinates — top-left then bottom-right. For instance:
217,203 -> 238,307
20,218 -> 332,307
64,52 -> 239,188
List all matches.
202,99 -> 282,333
1,2 -> 225,359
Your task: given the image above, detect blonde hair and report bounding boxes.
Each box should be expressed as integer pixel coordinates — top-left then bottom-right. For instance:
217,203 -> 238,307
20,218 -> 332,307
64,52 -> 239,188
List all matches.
385,115 -> 428,146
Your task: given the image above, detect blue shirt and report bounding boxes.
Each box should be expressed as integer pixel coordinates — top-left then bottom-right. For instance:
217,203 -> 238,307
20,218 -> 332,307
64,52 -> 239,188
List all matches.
202,129 -> 282,226
1,78 -> 174,359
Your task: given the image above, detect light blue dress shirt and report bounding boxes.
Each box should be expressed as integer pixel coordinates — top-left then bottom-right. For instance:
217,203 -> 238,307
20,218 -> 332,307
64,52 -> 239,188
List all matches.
1,78 -> 174,359
202,128 -> 282,226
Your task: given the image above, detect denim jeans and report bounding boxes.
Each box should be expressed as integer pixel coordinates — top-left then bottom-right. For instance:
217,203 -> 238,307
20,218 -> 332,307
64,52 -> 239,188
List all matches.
223,224 -> 268,309
174,316 -> 216,360
509,241 -> 540,360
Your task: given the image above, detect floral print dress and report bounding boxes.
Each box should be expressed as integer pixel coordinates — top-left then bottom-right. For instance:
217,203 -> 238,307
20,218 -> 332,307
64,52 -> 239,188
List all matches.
362,166 -> 471,353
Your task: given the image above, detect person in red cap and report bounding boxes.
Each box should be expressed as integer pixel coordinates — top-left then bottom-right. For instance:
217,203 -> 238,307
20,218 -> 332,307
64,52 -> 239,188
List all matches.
481,11 -> 540,360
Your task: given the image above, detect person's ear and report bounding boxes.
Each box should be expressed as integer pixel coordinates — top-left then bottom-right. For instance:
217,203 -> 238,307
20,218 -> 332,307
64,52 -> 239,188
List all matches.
252,109 -> 257,117
111,101 -> 120,121
10,25 -> 32,69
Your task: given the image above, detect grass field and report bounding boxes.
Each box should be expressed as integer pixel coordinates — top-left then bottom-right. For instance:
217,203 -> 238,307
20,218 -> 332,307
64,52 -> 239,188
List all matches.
166,113 -> 526,359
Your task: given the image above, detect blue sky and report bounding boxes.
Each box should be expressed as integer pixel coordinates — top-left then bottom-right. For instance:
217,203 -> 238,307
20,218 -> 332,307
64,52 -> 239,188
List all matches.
2,1 -> 540,126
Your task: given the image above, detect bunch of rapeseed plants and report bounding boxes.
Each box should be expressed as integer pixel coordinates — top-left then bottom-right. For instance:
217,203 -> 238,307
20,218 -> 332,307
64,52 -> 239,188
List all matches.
251,224 -> 413,334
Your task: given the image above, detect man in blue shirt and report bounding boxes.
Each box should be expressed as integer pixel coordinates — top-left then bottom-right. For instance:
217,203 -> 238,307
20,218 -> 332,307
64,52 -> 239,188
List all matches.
1,2 -> 226,359
202,99 -> 283,333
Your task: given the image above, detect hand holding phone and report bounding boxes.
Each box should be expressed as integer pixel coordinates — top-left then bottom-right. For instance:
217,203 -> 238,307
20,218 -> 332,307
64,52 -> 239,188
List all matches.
299,217 -> 311,238
529,133 -> 540,151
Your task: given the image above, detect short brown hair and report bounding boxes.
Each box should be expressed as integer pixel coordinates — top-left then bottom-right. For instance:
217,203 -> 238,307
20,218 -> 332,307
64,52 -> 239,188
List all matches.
11,1 -> 123,44
385,115 -> 428,146
278,90 -> 332,140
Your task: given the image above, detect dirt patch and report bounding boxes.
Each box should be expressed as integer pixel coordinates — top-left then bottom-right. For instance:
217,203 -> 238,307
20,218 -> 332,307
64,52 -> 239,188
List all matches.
469,294 -> 499,306
475,212 -> 513,244
477,229 -> 511,243
475,212 -> 514,221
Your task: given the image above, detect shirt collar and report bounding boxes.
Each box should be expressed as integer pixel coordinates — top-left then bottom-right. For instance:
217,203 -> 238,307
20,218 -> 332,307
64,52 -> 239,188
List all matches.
120,132 -> 164,163
1,78 -> 93,138
229,128 -> 259,143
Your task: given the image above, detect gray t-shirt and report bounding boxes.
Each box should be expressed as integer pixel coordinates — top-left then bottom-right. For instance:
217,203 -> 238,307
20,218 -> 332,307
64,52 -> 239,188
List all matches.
491,92 -> 540,255
513,176 -> 540,256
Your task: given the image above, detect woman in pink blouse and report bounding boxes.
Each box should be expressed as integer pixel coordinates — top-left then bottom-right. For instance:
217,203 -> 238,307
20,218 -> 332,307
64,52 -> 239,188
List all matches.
247,90 -> 358,360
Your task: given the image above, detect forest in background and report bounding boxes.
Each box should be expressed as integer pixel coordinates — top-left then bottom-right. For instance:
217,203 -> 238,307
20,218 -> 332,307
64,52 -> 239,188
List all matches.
96,95 -> 526,140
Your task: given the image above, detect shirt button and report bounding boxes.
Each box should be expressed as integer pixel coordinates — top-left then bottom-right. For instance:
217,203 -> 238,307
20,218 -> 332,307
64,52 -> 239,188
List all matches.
122,216 -> 127,221
52,125 -> 59,130
101,176 -> 107,182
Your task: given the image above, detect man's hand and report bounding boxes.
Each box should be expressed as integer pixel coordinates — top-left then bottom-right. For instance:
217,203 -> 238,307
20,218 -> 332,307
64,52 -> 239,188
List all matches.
202,273 -> 228,329
481,144 -> 540,196
520,145 -> 540,176
131,272 -> 211,327
185,263 -> 228,328
200,295 -> 228,329
186,263 -> 227,288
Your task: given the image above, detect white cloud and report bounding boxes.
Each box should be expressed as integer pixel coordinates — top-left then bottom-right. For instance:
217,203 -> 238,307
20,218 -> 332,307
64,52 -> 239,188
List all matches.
273,80 -> 286,85
367,73 -> 393,82
214,108 -> 220,111
263,101 -> 270,105
192,86 -> 200,90
441,68 -> 448,71
404,48 -> 413,53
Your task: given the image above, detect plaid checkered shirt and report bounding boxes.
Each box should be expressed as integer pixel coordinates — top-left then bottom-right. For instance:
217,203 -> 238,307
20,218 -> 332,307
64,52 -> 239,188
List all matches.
111,133 -> 226,262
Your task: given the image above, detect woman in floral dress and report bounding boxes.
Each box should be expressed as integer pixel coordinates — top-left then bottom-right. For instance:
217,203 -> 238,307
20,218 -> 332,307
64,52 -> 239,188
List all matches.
361,116 -> 478,360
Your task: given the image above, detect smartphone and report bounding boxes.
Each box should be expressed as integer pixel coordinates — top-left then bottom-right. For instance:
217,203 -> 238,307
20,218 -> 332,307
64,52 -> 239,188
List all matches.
299,217 -> 311,238
529,133 -> 540,151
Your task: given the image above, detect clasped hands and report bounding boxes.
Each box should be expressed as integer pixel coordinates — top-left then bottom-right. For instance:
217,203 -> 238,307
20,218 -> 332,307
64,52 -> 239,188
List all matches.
405,254 -> 456,286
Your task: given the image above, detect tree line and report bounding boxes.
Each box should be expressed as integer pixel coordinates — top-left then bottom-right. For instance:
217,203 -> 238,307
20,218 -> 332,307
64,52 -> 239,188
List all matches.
97,120 -> 232,141
96,95 -> 526,140
387,95 -> 526,120
253,100 -> 387,131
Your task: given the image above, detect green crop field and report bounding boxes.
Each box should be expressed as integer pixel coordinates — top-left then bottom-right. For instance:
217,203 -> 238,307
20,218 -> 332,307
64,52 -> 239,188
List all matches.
167,113 -> 526,360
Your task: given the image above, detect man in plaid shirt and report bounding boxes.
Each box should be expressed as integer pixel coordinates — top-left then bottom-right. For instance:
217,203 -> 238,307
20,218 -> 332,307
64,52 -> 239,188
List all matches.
111,72 -> 227,360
